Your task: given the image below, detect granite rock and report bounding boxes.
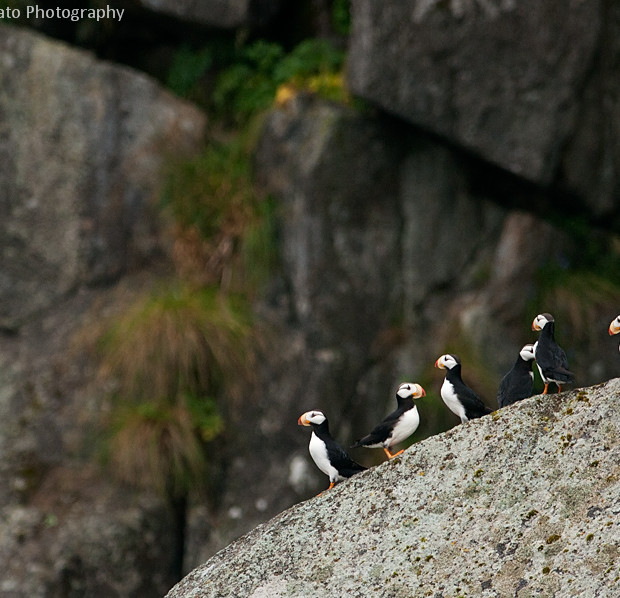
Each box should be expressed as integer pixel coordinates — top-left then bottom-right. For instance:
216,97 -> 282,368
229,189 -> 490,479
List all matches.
168,379 -> 620,597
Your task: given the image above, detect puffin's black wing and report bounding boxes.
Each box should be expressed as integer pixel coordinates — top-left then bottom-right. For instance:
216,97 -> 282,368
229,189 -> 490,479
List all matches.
497,363 -> 533,408
324,437 -> 366,477
537,341 -> 574,383
351,407 -> 405,448
452,377 -> 492,418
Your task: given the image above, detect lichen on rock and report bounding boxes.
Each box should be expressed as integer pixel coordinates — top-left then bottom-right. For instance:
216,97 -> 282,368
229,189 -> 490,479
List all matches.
167,379 -> 620,597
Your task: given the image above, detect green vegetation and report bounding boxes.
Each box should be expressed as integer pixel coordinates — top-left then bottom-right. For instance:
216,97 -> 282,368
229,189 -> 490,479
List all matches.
212,38 -> 347,124
161,135 -> 278,291
95,11 -> 349,557
165,36 -> 348,124
99,284 -> 255,497
332,0 -> 351,35
166,43 -> 212,103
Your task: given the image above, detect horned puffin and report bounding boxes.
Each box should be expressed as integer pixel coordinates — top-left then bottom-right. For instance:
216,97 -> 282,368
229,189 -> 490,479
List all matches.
497,344 -> 535,408
435,354 -> 491,423
532,313 -> 574,394
351,382 -> 426,459
298,410 -> 366,492
609,315 -> 620,351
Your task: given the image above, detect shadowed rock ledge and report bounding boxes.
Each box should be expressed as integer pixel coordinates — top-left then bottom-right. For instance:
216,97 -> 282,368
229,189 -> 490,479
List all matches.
167,379 -> 620,597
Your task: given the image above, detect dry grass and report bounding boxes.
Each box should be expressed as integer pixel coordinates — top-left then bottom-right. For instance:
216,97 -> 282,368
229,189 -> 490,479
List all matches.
98,284 -> 256,405
108,401 -> 208,497
163,139 -> 262,290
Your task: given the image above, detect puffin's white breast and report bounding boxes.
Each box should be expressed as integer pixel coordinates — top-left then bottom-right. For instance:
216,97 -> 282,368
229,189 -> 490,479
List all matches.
309,432 -> 341,482
386,406 -> 419,447
441,378 -> 467,422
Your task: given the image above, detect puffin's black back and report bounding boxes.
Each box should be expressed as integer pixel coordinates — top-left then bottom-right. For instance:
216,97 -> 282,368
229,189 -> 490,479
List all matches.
497,355 -> 534,408
312,420 -> 366,477
446,364 -> 492,418
536,321 -> 574,383
351,396 -> 414,447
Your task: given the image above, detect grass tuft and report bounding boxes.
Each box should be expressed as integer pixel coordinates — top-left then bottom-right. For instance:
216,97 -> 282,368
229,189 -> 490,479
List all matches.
99,284 -> 255,404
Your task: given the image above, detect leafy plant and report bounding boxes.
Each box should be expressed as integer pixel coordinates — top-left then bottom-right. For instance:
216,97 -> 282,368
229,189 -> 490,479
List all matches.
212,38 -> 346,124
273,38 -> 344,82
166,44 -> 212,101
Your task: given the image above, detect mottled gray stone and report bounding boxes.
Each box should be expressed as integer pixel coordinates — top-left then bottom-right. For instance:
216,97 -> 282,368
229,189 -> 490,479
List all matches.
0,24 -> 206,596
168,379 -> 620,597
0,466 -> 175,597
347,0 -> 602,189
0,24 -> 205,329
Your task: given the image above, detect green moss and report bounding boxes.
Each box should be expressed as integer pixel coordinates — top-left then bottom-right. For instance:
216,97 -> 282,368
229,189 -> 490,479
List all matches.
546,534 -> 561,544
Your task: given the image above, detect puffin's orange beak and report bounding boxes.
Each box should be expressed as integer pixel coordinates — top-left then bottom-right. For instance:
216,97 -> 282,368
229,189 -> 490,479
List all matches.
418,386 -> 426,397
532,319 -> 540,331
434,358 -> 443,369
298,415 -> 309,426
610,321 -> 620,336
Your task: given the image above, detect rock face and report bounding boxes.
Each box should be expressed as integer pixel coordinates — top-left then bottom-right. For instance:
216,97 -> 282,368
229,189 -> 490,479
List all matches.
0,24 -> 205,330
0,25 -> 206,595
167,378 -> 620,597
1,466 -> 175,597
347,0 -> 620,218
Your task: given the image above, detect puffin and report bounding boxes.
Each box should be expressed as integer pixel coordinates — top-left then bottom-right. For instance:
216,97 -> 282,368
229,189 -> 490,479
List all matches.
497,344 -> 536,408
435,354 -> 492,423
350,382 -> 426,459
531,313 -> 574,394
609,315 -> 620,351
298,410 -> 366,492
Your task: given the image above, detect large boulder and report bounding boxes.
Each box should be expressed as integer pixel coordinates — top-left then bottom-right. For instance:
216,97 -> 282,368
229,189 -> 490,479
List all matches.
0,24 -> 205,330
167,378 -> 620,597
347,0 -> 620,218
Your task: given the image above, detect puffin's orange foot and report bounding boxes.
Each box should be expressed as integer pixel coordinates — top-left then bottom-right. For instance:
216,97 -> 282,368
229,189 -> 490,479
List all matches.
384,448 -> 404,459
317,481 -> 335,496
542,384 -> 549,395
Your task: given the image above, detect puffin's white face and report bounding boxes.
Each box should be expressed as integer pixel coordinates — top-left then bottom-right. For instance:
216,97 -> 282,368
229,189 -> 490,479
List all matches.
435,354 -> 459,370
532,313 -> 553,331
519,344 -> 536,361
609,316 -> 620,336
298,410 -> 326,426
397,382 -> 426,399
